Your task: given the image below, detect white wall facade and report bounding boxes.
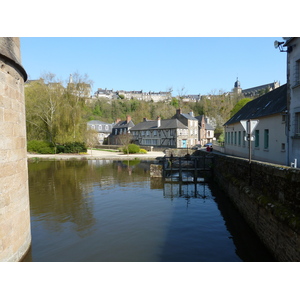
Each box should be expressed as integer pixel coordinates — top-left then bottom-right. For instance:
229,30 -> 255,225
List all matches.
286,38 -> 300,167
224,114 -> 287,165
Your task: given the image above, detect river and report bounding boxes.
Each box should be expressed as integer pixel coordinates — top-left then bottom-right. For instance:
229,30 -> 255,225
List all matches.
22,159 -> 275,262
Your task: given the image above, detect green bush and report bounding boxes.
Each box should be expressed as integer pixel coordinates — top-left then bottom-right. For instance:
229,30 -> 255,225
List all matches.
123,144 -> 140,154
139,149 -> 147,154
27,140 -> 87,154
57,142 -> 87,153
27,140 -> 55,154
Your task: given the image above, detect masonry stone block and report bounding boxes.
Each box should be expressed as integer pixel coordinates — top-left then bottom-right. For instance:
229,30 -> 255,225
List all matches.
0,37 -> 31,262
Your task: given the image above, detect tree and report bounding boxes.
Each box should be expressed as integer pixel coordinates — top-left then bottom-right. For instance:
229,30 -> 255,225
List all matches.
25,73 -> 63,144
25,72 -> 93,145
230,98 -> 253,118
117,133 -> 133,154
85,128 -> 99,155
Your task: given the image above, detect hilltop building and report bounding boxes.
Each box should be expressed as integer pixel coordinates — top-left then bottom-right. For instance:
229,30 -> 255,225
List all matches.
94,88 -> 172,102
232,78 -> 280,97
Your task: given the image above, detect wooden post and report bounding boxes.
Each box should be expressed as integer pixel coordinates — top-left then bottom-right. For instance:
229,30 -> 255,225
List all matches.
194,158 -> 197,182
179,157 -> 182,181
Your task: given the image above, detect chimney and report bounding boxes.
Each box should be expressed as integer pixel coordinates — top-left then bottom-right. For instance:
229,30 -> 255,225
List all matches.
189,110 -> 194,117
157,116 -> 161,128
126,115 -> 131,124
176,108 -> 182,116
143,117 -> 147,122
116,118 -> 121,124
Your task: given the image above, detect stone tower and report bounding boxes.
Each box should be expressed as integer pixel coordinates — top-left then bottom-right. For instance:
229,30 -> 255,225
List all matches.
233,77 -> 242,94
0,37 -> 31,261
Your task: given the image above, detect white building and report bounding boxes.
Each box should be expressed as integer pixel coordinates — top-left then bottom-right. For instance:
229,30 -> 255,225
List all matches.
223,84 -> 287,165
87,120 -> 113,145
285,37 -> 300,167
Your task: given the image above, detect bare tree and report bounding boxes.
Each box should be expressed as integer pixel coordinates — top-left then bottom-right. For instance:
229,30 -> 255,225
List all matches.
85,128 -> 99,155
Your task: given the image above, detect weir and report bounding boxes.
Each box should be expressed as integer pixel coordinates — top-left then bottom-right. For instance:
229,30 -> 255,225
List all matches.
151,153 -> 214,182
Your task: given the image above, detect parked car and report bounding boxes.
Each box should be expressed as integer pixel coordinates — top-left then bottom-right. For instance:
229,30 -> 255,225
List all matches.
192,145 -> 202,150
204,143 -> 212,147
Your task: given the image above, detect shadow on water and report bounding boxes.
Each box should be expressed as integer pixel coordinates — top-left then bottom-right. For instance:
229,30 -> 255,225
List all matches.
157,179 -> 276,262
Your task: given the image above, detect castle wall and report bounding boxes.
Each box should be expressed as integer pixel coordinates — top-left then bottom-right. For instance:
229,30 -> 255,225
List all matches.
0,37 -> 31,261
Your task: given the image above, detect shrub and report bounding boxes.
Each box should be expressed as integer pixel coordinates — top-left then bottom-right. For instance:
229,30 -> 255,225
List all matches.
61,142 -> 87,153
139,149 -> 147,154
123,144 -> 140,154
27,140 -> 55,154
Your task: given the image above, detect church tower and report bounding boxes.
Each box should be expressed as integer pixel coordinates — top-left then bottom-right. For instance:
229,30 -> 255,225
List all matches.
233,77 -> 242,94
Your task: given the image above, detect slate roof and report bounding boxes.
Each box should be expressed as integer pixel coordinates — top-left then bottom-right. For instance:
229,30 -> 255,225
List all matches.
242,82 -> 279,96
87,120 -> 112,126
131,119 -> 187,131
87,120 -> 113,133
224,84 -> 287,126
181,113 -> 198,120
195,115 -> 215,130
113,120 -> 135,129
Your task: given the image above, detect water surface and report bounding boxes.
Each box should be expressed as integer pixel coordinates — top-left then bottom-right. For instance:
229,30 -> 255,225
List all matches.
24,160 -> 275,262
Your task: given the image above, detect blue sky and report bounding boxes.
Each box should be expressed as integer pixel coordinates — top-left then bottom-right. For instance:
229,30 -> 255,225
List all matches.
20,37 -> 287,97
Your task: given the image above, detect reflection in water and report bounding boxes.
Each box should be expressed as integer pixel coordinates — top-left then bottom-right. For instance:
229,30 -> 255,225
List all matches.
24,160 -> 275,262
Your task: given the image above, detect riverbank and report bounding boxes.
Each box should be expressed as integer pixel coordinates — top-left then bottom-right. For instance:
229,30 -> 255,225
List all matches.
27,149 -> 165,161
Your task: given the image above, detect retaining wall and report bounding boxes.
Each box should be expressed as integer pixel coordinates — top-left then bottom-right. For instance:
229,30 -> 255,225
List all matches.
211,151 -> 300,261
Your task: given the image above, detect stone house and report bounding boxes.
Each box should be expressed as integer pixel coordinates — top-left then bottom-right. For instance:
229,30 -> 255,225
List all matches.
285,37 -> 300,167
171,108 -> 199,147
130,109 -> 199,148
195,115 -> 215,146
130,117 -> 189,148
108,116 -> 135,145
87,120 -> 113,145
223,84 -> 287,165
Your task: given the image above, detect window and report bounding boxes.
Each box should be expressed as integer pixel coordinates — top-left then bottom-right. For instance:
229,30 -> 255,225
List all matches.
296,113 -> 300,137
294,59 -> 300,87
255,130 -> 259,148
105,125 -> 108,130
281,143 -> 286,151
238,131 -> 241,146
234,132 -> 237,145
242,131 -> 246,147
154,130 -> 157,136
264,129 -> 269,150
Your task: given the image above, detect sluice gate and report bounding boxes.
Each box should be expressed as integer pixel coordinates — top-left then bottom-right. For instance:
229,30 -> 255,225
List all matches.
160,154 -> 214,182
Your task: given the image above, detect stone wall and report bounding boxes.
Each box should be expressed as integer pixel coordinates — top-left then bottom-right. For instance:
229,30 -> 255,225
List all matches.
212,151 -> 300,261
0,37 -> 31,261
